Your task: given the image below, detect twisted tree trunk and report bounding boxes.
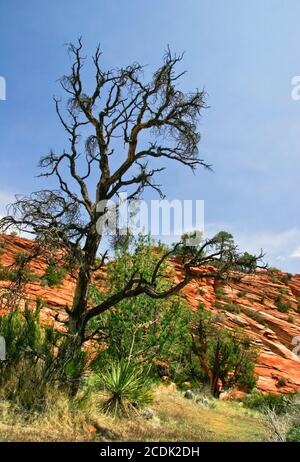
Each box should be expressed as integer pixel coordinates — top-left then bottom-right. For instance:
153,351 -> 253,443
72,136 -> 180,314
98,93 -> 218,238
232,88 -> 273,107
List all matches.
68,226 -> 102,341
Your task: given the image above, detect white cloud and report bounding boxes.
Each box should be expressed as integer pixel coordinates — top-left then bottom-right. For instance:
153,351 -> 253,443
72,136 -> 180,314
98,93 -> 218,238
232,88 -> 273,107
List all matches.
290,246 -> 300,258
205,224 -> 300,273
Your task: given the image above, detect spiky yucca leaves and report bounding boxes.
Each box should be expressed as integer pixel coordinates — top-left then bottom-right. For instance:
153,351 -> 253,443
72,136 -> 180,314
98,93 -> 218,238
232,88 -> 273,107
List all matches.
98,360 -> 154,418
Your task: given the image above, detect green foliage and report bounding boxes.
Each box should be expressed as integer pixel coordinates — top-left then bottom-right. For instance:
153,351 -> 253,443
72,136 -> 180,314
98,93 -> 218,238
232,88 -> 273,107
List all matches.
172,230 -> 203,258
0,303 -> 87,410
237,291 -> 247,298
211,232 -> 235,259
243,390 -> 295,414
224,302 -> 241,314
89,235 -> 192,375
277,377 -> 287,388
215,286 -> 229,301
279,287 -> 288,295
275,295 -> 291,313
0,304 -> 56,410
0,265 -> 17,281
0,264 -> 38,283
172,230 -> 259,276
236,252 -> 258,273
268,268 -> 280,282
191,307 -> 258,396
287,425 -> 300,442
41,261 -> 67,287
281,273 -> 293,285
97,360 -> 154,417
240,307 -> 267,326
213,301 -> 225,310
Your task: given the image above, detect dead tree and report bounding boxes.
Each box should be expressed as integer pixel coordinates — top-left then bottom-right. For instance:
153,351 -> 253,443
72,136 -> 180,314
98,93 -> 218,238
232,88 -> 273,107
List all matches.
0,40 -> 264,344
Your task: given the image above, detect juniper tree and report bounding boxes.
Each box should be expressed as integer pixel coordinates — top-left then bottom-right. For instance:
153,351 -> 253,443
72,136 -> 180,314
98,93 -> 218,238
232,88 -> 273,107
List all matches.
191,307 -> 258,397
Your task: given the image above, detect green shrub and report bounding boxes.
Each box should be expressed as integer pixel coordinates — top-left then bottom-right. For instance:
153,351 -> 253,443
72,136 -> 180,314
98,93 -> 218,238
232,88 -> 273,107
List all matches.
281,273 -> 293,285
277,377 -> 287,388
241,308 -> 267,326
41,261 -> 67,287
89,235 -> 192,376
297,298 -> 300,314
0,304 -> 87,410
279,287 -> 288,295
243,391 -> 294,415
0,265 -> 16,281
275,295 -> 291,313
225,302 -> 241,314
98,360 -> 154,417
191,307 -> 258,397
215,286 -> 229,301
214,301 -> 225,310
237,291 -> 247,298
0,305 -> 56,410
235,252 -> 258,273
287,425 -> 300,442
0,265 -> 38,283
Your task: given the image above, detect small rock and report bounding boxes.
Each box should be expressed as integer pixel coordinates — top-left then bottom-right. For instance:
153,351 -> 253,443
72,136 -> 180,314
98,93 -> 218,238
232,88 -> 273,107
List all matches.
196,396 -> 210,407
184,389 -> 195,400
141,407 -> 155,420
86,424 -> 96,434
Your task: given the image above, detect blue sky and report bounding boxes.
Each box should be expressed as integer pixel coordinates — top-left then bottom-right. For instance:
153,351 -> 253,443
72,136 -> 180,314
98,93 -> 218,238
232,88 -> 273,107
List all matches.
0,0 -> 300,272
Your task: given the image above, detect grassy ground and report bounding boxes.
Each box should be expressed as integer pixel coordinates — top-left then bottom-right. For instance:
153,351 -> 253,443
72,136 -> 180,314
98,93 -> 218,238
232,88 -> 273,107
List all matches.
0,387 -> 267,442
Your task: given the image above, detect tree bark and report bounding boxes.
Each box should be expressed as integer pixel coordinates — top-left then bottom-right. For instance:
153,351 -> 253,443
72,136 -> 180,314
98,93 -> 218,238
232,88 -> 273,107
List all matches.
69,225 -> 101,340
210,339 -> 222,398
210,374 -> 221,398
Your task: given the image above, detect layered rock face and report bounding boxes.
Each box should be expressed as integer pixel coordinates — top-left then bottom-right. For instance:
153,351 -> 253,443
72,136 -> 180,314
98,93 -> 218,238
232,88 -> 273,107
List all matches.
0,234 -> 300,394
174,260 -> 300,394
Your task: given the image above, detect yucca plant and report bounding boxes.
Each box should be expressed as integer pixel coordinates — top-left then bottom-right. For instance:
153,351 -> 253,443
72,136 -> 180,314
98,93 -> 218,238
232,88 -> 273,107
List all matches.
98,360 -> 154,418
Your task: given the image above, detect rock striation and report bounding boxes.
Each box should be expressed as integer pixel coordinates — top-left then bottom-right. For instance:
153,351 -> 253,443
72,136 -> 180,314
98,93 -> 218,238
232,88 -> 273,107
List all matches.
0,234 -> 299,393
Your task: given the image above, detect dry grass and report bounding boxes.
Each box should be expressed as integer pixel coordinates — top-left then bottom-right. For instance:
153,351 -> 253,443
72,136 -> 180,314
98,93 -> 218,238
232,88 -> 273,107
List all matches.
0,387 -> 267,442
110,391 -> 266,442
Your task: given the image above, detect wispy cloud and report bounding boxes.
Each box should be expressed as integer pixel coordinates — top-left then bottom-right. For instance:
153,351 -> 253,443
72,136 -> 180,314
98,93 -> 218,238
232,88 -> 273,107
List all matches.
205,223 -> 300,273
290,246 -> 300,259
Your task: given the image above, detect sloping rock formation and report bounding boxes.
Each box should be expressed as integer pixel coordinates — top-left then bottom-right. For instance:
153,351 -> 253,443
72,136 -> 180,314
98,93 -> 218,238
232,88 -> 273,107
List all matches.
0,234 -> 299,393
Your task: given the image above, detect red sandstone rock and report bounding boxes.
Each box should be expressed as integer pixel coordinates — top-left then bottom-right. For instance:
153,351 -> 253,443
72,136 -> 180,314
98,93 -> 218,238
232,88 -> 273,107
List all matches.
0,234 -> 300,394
